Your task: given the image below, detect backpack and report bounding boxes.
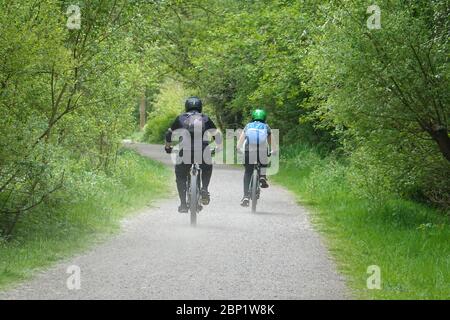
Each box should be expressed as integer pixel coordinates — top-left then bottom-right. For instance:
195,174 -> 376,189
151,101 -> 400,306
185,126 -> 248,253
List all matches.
245,121 -> 268,145
182,112 -> 205,137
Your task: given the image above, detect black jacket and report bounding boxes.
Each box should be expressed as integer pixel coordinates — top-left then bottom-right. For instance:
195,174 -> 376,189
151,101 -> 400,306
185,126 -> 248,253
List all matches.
165,111 -> 220,149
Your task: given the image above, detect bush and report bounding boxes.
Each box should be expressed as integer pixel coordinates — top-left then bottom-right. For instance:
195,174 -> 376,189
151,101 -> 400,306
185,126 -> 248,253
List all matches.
143,79 -> 188,143
348,141 -> 450,209
306,0 -> 450,208
0,1 -> 148,236
143,111 -> 179,143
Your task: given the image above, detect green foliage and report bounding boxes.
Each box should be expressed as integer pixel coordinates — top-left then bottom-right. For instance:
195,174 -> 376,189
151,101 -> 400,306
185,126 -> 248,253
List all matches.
145,0 -> 449,207
0,1 -> 161,236
146,0 -> 323,140
306,0 -> 450,206
144,112 -> 178,143
143,80 -> 187,143
1,0 -> 449,296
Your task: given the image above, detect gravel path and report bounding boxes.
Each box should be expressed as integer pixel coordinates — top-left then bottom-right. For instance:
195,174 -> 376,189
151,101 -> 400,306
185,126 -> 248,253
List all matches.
0,143 -> 347,300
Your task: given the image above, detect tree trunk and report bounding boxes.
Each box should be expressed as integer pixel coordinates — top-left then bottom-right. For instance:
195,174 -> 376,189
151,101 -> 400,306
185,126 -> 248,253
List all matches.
429,126 -> 450,163
140,93 -> 146,131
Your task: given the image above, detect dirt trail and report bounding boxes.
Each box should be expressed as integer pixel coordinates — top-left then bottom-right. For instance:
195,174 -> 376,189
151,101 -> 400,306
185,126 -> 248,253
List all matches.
0,143 -> 347,299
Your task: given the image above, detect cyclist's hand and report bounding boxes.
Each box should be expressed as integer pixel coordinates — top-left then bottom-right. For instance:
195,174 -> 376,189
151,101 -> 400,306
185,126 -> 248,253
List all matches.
165,145 -> 173,154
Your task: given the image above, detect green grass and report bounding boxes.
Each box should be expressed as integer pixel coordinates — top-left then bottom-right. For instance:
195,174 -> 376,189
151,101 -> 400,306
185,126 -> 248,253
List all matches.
0,149 -> 171,290
273,144 -> 450,299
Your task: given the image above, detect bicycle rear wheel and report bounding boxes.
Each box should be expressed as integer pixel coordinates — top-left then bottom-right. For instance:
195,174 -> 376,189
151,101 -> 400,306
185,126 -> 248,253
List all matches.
251,169 -> 258,213
189,173 -> 198,226
186,176 -> 191,209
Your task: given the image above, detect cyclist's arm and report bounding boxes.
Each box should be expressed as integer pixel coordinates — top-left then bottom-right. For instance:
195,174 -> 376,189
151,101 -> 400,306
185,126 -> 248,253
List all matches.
266,124 -> 277,153
268,134 -> 273,153
165,116 -> 181,147
165,129 -> 172,148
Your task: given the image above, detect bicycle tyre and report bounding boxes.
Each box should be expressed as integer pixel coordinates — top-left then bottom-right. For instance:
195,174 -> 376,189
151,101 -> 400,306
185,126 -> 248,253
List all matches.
190,173 -> 198,226
186,176 -> 191,208
251,169 -> 258,213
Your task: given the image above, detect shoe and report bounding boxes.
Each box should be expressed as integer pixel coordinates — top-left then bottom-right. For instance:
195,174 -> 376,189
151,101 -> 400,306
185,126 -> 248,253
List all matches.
260,177 -> 269,188
178,204 -> 188,213
200,189 -> 210,205
240,196 -> 250,207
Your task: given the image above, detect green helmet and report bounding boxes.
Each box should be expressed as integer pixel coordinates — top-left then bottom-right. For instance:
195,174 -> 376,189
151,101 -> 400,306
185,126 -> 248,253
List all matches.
251,109 -> 267,122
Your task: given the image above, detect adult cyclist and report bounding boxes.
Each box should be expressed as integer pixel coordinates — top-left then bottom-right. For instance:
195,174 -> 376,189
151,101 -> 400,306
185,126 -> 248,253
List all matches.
164,97 -> 221,213
237,109 -> 273,207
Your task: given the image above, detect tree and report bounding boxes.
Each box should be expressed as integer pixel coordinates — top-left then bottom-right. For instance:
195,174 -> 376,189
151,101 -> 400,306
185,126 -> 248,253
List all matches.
0,0 -> 160,237
306,0 -> 449,204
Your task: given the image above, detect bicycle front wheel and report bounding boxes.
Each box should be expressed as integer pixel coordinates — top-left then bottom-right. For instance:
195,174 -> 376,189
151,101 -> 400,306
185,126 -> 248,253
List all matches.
189,174 -> 198,226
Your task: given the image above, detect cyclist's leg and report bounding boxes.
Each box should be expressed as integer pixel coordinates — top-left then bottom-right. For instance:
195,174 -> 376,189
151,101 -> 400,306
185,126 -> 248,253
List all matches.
240,163 -> 253,207
243,163 -> 255,197
198,143 -> 214,203
175,163 -> 190,207
258,143 -> 269,188
200,163 -> 212,205
244,150 -> 256,196
200,163 -> 212,191
260,169 -> 269,188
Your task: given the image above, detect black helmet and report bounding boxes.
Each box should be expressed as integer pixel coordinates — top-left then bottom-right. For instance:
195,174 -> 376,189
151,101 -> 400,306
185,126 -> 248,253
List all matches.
185,96 -> 203,112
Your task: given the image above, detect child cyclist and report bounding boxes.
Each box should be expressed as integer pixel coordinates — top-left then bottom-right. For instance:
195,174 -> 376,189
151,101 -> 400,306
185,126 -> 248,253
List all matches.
237,109 -> 273,207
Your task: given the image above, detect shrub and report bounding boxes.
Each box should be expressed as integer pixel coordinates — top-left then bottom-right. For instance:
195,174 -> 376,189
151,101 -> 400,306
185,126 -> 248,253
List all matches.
143,80 -> 187,143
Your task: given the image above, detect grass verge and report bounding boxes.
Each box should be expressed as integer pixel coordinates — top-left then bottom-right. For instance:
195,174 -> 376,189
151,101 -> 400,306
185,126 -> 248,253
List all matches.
273,144 -> 450,299
0,149 -> 170,290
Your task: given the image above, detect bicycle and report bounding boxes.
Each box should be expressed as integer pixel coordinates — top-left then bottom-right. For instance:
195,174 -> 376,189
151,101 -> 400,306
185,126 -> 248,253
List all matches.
186,162 -> 202,226
249,162 -> 262,213
241,149 -> 272,213
169,147 -> 215,226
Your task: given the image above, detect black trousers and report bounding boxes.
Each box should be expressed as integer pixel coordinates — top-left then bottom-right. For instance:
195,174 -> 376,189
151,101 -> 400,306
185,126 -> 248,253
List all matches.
243,148 -> 268,197
175,163 -> 212,206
